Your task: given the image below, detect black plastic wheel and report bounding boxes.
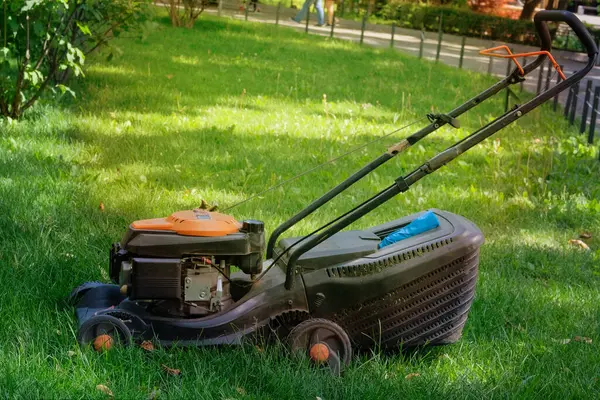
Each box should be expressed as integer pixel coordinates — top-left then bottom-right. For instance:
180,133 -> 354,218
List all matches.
77,314 -> 132,350
288,318 -> 352,375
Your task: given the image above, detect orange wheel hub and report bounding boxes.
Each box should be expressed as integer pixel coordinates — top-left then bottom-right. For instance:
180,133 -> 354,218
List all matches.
309,343 -> 330,363
93,334 -> 113,352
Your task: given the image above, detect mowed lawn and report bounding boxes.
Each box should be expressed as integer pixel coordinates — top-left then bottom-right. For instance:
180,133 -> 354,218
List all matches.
1,14 -> 600,399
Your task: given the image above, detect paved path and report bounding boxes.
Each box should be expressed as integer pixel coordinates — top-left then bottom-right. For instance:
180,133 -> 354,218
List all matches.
208,3 -> 600,137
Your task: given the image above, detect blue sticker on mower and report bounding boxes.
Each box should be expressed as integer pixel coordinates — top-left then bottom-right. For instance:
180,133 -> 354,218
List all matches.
379,210 -> 440,248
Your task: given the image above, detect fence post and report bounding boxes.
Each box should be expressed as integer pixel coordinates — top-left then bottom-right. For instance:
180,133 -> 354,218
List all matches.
544,59 -> 552,91
580,80 -> 593,134
305,5 -> 310,33
276,2 -> 281,25
520,57 -> 526,92
504,54 -> 512,112
390,23 -> 395,48
419,31 -> 424,59
218,0 -> 222,17
330,11 -> 335,38
536,62 -> 544,94
340,0 -> 345,17
360,14 -> 366,45
245,0 -> 249,21
553,64 -> 563,112
458,36 -> 466,69
588,87 -> 600,145
435,13 -> 443,63
564,84 -> 573,119
487,42 -> 494,75
568,82 -> 579,125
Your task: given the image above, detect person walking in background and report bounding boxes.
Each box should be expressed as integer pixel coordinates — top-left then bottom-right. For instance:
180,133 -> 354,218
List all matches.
291,0 -> 325,27
325,0 -> 335,26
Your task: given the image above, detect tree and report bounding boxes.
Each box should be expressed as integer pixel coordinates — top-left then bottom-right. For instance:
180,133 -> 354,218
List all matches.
0,0 -> 150,120
519,0 -> 569,20
468,0 -> 511,17
159,0 -> 207,28
519,0 -> 542,20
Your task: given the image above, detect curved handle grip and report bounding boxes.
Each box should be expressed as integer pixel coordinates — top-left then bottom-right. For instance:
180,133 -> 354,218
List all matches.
534,10 -> 598,56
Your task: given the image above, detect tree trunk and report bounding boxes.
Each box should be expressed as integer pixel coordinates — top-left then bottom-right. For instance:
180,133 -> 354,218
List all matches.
519,0 -> 542,20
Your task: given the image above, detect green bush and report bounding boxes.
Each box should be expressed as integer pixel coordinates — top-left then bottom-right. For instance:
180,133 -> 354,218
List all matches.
0,0 -> 151,120
377,3 -> 600,52
378,4 -> 542,45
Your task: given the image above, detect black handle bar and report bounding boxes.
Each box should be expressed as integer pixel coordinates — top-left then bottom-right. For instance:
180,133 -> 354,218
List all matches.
534,10 -> 598,56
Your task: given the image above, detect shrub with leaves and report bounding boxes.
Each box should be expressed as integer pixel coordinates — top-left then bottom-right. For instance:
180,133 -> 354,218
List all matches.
0,0 -> 151,120
159,0 -> 207,28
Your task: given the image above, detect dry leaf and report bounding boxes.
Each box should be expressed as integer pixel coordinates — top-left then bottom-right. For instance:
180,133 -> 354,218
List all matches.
98,202 -> 105,211
568,239 -> 590,251
254,345 -> 263,353
67,350 -> 76,357
161,364 -> 181,376
96,384 -> 113,397
140,341 -> 154,351
579,231 -> 592,240
236,387 -> 246,395
574,336 -> 592,344
552,338 -> 571,344
166,74 -> 173,79
405,372 -> 420,380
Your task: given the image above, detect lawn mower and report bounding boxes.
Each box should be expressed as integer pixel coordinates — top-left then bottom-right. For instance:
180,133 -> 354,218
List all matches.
71,11 -> 597,373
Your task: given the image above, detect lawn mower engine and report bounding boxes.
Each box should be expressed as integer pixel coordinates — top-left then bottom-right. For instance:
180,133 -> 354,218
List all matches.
109,209 -> 265,318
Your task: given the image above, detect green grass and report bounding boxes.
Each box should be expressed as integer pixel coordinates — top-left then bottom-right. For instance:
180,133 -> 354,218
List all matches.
1,14 -> 600,399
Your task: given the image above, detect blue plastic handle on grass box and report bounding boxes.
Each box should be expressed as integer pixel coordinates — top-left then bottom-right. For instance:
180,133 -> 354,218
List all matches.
379,210 -> 440,248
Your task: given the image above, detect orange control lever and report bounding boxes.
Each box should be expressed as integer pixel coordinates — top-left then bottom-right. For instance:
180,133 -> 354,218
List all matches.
480,45 -> 567,81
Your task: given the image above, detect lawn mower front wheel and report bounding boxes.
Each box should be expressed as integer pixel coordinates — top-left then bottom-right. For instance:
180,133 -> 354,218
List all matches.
77,314 -> 133,352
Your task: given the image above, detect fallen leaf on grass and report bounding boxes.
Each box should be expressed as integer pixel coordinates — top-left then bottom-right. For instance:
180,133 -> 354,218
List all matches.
161,364 -> 181,376
552,338 -> 571,344
405,372 -> 420,380
67,350 -> 76,357
166,74 -> 173,79
568,239 -> 590,251
96,384 -> 113,397
236,387 -> 246,395
140,341 -> 154,351
98,202 -> 105,211
579,231 -> 592,239
574,336 -> 592,344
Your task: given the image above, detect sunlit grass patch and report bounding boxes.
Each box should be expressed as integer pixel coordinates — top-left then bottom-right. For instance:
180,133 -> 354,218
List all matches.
1,14 -> 599,399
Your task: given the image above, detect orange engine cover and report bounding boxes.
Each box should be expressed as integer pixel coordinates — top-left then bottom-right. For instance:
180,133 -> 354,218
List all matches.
131,209 -> 242,237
